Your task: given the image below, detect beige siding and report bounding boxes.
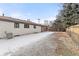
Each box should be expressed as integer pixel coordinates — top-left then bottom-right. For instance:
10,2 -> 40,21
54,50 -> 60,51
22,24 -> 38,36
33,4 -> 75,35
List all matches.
0,21 -> 41,38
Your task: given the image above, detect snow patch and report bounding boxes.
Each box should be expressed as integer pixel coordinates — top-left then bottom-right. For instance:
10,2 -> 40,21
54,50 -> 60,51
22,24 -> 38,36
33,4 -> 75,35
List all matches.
0,32 -> 53,56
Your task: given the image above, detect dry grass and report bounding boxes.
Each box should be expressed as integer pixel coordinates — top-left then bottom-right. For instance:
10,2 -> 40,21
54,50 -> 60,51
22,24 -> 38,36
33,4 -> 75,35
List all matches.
55,38 -> 75,56
54,32 -> 79,56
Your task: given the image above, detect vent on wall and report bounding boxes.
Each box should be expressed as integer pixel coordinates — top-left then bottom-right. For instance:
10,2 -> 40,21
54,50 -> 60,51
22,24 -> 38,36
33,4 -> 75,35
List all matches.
5,32 -> 13,39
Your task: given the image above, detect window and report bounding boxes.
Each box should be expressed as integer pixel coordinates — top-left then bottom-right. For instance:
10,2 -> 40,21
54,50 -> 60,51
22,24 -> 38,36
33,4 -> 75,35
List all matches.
34,25 -> 36,29
77,11 -> 79,14
76,4 -> 79,8
24,24 -> 29,28
14,23 -> 19,28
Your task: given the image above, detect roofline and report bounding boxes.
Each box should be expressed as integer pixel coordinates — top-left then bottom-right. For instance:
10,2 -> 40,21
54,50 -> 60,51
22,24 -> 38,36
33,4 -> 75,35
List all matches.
0,16 -> 48,27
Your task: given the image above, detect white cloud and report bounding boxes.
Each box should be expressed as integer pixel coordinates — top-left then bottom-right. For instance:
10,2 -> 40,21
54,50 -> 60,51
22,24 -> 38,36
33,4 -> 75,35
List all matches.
10,13 -> 24,19
0,9 -> 4,16
31,16 -> 56,25
48,16 -> 56,21
10,12 -> 56,25
10,13 -> 26,20
10,12 -> 32,20
26,13 -> 32,16
40,16 -> 56,24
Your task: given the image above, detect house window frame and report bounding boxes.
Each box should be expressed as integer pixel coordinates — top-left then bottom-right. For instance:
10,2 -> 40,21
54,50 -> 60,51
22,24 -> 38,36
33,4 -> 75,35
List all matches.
14,23 -> 19,28
33,25 -> 36,29
24,24 -> 29,28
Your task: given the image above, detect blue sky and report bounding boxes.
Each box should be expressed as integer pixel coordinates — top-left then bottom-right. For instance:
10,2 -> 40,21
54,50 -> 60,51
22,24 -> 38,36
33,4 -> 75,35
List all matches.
0,3 -> 62,23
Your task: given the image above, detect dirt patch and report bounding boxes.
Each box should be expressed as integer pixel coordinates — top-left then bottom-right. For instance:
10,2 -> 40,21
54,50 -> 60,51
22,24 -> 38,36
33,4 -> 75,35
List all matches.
53,32 -> 78,56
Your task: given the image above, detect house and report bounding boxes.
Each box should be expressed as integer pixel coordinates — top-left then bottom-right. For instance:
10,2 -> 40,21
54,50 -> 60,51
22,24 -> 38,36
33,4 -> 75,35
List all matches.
0,16 -> 48,38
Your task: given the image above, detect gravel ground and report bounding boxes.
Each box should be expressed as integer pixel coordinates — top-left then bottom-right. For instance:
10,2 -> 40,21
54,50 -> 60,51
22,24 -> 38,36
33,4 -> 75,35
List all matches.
10,34 -> 58,56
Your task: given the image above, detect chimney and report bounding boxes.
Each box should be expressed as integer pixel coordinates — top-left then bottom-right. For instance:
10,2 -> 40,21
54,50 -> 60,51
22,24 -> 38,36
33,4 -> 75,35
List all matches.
44,20 -> 49,26
38,19 -> 40,23
27,19 -> 30,22
2,13 -> 4,16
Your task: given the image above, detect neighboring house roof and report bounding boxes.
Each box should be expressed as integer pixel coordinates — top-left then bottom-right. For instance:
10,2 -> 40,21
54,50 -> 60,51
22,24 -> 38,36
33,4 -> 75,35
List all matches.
0,16 -> 48,27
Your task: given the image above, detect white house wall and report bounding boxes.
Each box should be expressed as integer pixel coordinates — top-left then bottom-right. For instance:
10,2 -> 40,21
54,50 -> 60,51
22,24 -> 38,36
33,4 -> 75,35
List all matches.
0,21 -> 14,38
0,21 -> 41,38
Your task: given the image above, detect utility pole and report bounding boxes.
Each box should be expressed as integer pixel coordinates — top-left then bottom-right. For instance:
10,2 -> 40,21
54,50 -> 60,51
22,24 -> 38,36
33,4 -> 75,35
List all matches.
2,13 -> 4,16
38,19 -> 40,24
